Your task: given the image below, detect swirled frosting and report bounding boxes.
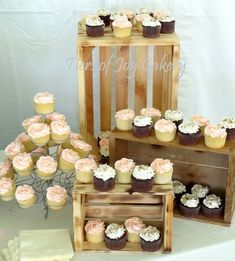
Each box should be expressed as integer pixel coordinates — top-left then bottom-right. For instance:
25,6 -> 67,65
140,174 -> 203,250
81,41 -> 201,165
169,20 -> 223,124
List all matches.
220,117 -> 235,129
98,130 -> 111,139
140,107 -> 161,117
12,153 -> 33,170
133,116 -> 152,127
124,217 -> 145,234
191,115 -> 209,127
27,123 -> 50,138
22,115 -> 42,129
154,119 -> 176,132
180,193 -> 199,208
97,9 -> 111,16
0,159 -> 12,176
132,165 -> 154,180
36,156 -> 57,173
135,14 -> 151,22
70,140 -> 92,152
136,7 -> 152,15
70,132 -> 83,141
173,180 -> 186,194
115,109 -> 135,120
191,184 -> 209,198
99,138 -> 109,148
140,226 -> 160,242
75,158 -> 97,172
118,9 -> 134,18
105,223 -> 125,239
85,219 -> 105,234
100,146 -> 109,157
203,194 -> 222,209
159,15 -> 175,22
165,110 -> 183,122
205,124 -> 227,138
5,141 -> 25,158
94,164 -> 115,181
178,121 -> 200,134
34,92 -> 54,104
46,185 -> 67,202
15,132 -> 31,143
150,158 -> 173,174
115,158 -> 135,173
46,112 -> 66,122
0,178 -> 14,194
112,15 -> 132,28
110,12 -> 122,21
15,185 -> 35,200
86,17 -> 104,26
153,10 -> 170,20
61,149 -> 80,164
142,18 -> 161,27
50,120 -> 70,135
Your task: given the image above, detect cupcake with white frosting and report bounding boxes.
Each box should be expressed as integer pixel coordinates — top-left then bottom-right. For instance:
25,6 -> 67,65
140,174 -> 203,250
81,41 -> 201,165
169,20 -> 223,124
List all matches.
154,119 -> 176,142
85,219 -> 105,244
112,15 -> 132,38
178,121 -> 201,145
46,185 -> 67,210
15,132 -> 37,152
158,15 -> 175,34
12,152 -> 34,176
0,159 -> 14,180
80,13 -> 97,30
22,115 -> 42,133
131,165 -> 154,192
140,226 -> 162,252
5,141 -> 25,160
0,178 -> 16,201
34,92 -> 55,114
70,139 -> 92,158
179,193 -> 200,218
75,158 -> 97,183
135,14 -> 151,31
93,164 -> 116,191
204,124 -> 227,149
124,217 -> 145,243
15,185 -> 36,208
97,8 -> 111,26
46,112 -> 66,125
36,156 -> 57,180
202,194 -> 224,218
150,158 -> 173,184
173,180 -> 186,205
132,116 -> 153,138
164,110 -> 183,128
191,184 -> 209,202
142,17 -> 161,38
153,10 -> 170,20
86,17 -> 104,37
104,223 -> 127,250
136,7 -> 153,16
220,116 -> 235,141
140,107 -> 161,124
27,122 -> 51,146
115,109 -> 135,131
59,148 -> 80,172
114,158 -> 135,183
50,120 -> 70,144
191,115 -> 209,134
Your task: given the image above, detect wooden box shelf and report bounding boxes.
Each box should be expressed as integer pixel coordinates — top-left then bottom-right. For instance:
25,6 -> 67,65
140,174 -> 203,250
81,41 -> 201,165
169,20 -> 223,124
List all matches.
109,128 -> 235,226
73,182 -> 173,253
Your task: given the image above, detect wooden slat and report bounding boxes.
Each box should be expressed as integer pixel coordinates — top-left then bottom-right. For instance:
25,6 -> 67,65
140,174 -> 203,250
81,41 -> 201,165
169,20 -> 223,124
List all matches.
116,46 -> 129,111
100,47 -> 112,131
171,45 -> 180,108
163,193 -> 173,252
135,46 -> 148,113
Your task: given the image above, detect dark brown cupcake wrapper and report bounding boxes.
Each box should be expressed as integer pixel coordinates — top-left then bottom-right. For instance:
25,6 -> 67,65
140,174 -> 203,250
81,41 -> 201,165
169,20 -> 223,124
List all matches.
141,236 -> 162,252
226,128 -> 235,141
179,202 -> 201,218
201,202 -> 224,218
178,131 -> 201,145
104,232 -> 127,250
86,24 -> 104,37
160,20 -> 175,34
132,124 -> 152,138
94,176 -> 115,191
142,25 -> 161,38
131,176 -> 153,192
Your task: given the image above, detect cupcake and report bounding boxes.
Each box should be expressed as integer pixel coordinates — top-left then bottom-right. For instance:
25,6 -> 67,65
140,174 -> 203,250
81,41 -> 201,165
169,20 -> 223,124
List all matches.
50,120 -> 70,144
75,158 -> 97,183
150,158 -> 173,184
124,217 -> 145,243
85,219 -> 105,244
118,9 -> 134,24
191,115 -> 209,135
153,9 -> 170,20
179,193 -> 200,218
27,123 -> 51,146
22,115 -> 42,133
45,112 -> 66,125
135,14 -> 151,31
154,119 -> 176,142
164,110 -> 183,128
62,132 -> 83,149
0,178 -> 16,201
99,138 -> 109,164
59,148 -> 80,172
136,7 -> 153,16
5,141 -> 25,160
97,130 -> 111,147
140,107 -> 161,125
15,132 -> 37,152
97,9 -> 111,26
131,165 -> 154,192
46,185 -> 67,210
173,180 -> 186,206
36,156 -> 57,180
30,146 -> 48,164
114,158 -> 135,183
104,223 -> 127,250
178,121 -> 201,145
86,17 -> 105,37
109,13 -> 121,30
12,153 -> 34,176
204,124 -> 227,149
132,116 -> 152,138
220,117 -> 235,141
142,17 -> 161,38
81,14 -> 97,30
202,194 -> 224,218
0,159 -> 14,180
93,164 -> 115,191
70,139 -> 92,158
139,226 -> 162,252
115,109 -> 135,131
191,184 -> 209,202
112,15 -> 132,38
159,15 -> 175,34
15,185 -> 36,208
34,92 -> 55,114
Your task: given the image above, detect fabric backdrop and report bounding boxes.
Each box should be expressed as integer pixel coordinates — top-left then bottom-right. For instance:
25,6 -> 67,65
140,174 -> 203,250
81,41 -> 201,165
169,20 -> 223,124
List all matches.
0,0 -> 234,149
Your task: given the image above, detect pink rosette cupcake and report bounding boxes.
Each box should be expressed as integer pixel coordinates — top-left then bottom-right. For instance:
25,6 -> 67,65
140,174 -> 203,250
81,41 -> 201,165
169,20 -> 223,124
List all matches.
135,14 -> 151,31
114,158 -> 135,183
36,156 -> 58,180
15,185 -> 36,208
70,139 -> 92,158
85,219 -> 105,244
50,120 -> 70,144
12,153 -> 34,176
15,132 -> 37,152
118,9 -> 134,23
62,132 -> 83,149
204,124 -> 227,149
140,107 -> 161,125
150,158 -> 173,184
154,119 -> 176,142
46,185 -> 67,210
191,115 -> 209,135
75,158 -> 97,183
115,109 -> 135,131
0,178 -> 16,201
112,15 -> 132,38
45,112 -> 66,125
5,141 -> 25,160
59,148 -> 80,171
0,159 -> 14,180
22,115 -> 42,133
28,123 -> 51,146
30,146 -> 48,164
124,217 -> 145,242
34,92 -> 55,114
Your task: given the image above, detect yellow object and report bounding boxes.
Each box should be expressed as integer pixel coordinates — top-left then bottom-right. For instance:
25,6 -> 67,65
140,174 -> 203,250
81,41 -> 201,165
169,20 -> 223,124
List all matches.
34,102 -> 55,115
75,170 -> 93,183
155,129 -> 176,142
47,198 -> 66,210
0,167 -> 15,180
0,184 -> 16,201
204,134 -> 226,149
154,169 -> 173,184
113,26 -> 132,38
116,118 -> 133,131
127,231 -> 141,243
36,169 -> 55,180
59,156 -> 75,172
136,20 -> 143,31
13,162 -> 34,177
17,195 -> 36,208
29,134 -> 50,146
86,231 -> 104,244
115,170 -> 131,183
51,133 -> 69,145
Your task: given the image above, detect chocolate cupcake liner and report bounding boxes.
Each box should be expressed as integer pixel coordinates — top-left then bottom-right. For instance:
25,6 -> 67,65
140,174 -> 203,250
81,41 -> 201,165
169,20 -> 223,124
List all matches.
201,203 -> 224,219
100,155 -> 109,164
226,128 -> 235,141
142,25 -> 161,38
132,124 -> 152,138
86,25 -> 104,37
179,202 -> 201,218
141,236 -> 162,252
178,131 -> 202,145
104,232 -> 127,250
99,15 -> 111,26
94,176 -> 115,191
131,176 -> 153,192
160,20 -> 175,34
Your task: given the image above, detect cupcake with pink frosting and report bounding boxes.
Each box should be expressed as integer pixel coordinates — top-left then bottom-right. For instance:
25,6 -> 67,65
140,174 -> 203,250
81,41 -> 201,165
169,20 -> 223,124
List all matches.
15,132 -> 37,152
114,158 -> 135,183
50,120 -> 70,144
46,185 -> 67,210
5,141 -> 25,160
115,109 -> 135,131
124,217 -> 145,242
15,185 -> 36,208
75,158 -> 97,183
135,14 -> 151,31
150,158 -> 173,184
112,15 -> 132,38
0,178 -> 16,201
204,124 -> 227,149
118,9 -> 134,24
28,122 -> 51,146
85,219 -> 105,244
140,107 -> 161,124
70,139 -> 92,158
45,112 -> 66,125
36,156 -> 58,180
59,148 -> 80,171
62,132 -> 83,149
0,159 -> 14,180
191,115 -> 209,134
22,115 -> 42,133
154,119 -> 176,142
34,92 -> 55,114
30,146 -> 48,164
12,152 -> 34,176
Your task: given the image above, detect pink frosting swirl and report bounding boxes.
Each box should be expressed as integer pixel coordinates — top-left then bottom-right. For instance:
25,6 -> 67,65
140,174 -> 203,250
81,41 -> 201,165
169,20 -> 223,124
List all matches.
150,158 -> 173,174
115,158 -> 135,173
154,119 -> 176,132
0,178 -> 14,194
50,120 -> 70,135
70,132 -> 83,140
46,112 -> 66,122
12,153 -> 33,170
15,132 -> 31,143
5,141 -> 25,158
34,92 -> 54,104
75,158 -> 97,172
99,138 -> 109,148
0,159 -> 12,176
28,123 -> 51,138
112,15 -> 132,28
124,217 -> 145,233
36,156 -> 57,173
22,115 -> 42,129
15,185 -> 35,200
61,149 -> 80,164
140,107 -> 161,117
205,124 -> 227,138
85,219 -> 105,234
70,140 -> 92,151
135,14 -> 151,22
153,9 -> 170,20
191,115 -> 209,127
46,185 -> 67,202
115,109 -> 135,120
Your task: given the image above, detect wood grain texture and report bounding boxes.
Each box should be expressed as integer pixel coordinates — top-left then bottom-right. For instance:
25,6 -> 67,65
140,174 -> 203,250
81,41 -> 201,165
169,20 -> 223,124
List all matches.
163,193 -> 173,252
171,45 -> 180,108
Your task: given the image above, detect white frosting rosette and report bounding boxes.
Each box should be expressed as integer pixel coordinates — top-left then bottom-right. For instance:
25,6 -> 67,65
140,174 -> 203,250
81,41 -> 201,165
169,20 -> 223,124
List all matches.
133,116 -> 152,127
142,17 -> 161,27
173,180 -> 186,194
178,121 -> 200,134
94,164 -> 116,181
105,223 -> 125,239
180,193 -> 199,208
191,184 -> 209,198
86,17 -> 104,26
164,110 -> 183,122
132,165 -> 154,180
203,194 -> 222,209
140,226 -> 160,242
220,117 -> 235,129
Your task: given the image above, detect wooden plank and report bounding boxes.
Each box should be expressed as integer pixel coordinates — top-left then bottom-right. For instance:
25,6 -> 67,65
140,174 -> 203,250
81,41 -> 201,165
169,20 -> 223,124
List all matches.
135,46 -> 148,113
171,45 -> 180,108
100,47 -> 112,131
163,193 -> 173,252
115,46 -> 129,111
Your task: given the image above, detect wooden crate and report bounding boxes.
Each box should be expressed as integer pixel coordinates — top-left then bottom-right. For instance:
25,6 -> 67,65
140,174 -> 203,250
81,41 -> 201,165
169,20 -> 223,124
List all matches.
73,182 -> 173,253
77,26 -> 180,149
109,128 -> 235,226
